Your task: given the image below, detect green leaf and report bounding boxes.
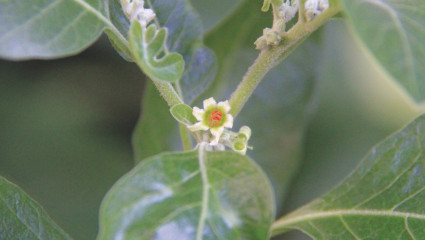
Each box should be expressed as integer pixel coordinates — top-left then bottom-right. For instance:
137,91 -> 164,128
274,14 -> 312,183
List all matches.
98,149 -> 275,240
272,114 -> 425,239
341,0 -> 425,102
132,82 -> 178,162
104,0 -> 132,60
129,22 -> 184,83
202,0 -> 322,207
107,0 -> 217,103
170,104 -> 197,126
148,0 -> 217,103
0,175 -> 72,240
0,0 -> 107,59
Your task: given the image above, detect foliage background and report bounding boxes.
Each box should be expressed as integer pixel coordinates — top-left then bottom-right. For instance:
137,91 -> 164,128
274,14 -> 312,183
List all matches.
0,0 -> 422,239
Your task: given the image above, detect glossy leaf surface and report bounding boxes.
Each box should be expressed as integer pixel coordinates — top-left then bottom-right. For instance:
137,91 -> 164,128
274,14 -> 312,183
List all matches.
272,114 -> 425,239
341,0 -> 425,102
98,150 -> 275,240
0,176 -> 72,240
202,0 -> 321,207
129,22 -> 184,83
0,0 -> 106,59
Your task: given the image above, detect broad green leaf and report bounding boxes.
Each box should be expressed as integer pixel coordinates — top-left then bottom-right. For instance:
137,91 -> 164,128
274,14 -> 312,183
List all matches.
170,104 -> 197,126
341,0 -> 425,102
272,114 -> 425,239
129,22 -> 184,83
0,0 -> 107,59
0,175 -> 72,240
98,149 -> 275,240
202,0 -> 322,207
132,82 -> 178,162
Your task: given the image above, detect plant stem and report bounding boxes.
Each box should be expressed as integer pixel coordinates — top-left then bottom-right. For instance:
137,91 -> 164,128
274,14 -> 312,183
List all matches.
229,5 -> 341,117
179,124 -> 193,151
152,80 -> 194,149
298,0 -> 307,23
152,80 -> 183,106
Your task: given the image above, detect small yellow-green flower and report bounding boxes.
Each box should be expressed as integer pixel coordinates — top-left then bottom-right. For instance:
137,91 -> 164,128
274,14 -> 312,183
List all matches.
188,97 -> 233,145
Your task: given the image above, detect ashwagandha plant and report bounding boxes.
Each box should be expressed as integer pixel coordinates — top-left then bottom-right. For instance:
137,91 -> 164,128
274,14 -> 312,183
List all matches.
1,0 -> 425,239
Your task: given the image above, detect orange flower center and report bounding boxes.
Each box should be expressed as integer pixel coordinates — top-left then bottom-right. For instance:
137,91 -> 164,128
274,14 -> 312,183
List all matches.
207,109 -> 223,127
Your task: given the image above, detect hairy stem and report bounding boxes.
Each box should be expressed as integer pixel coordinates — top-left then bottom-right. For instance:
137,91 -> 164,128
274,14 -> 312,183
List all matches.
229,5 -> 341,117
298,0 -> 307,23
152,80 -> 183,106
179,124 -> 193,151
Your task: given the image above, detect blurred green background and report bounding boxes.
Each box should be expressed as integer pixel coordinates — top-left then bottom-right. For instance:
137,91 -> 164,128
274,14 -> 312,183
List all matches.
0,2 -> 423,240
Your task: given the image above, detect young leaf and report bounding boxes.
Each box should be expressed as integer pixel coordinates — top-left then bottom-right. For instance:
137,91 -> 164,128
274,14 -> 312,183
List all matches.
129,22 -> 184,83
148,0 -> 217,103
202,0 -> 322,208
272,114 -> 425,239
0,0 -> 106,59
0,176 -> 72,240
106,0 -> 217,103
170,104 -> 197,126
98,150 -> 275,240
130,0 -> 217,161
341,0 -> 425,102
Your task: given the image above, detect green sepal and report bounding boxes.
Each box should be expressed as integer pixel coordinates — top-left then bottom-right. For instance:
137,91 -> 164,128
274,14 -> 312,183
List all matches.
170,104 -> 197,126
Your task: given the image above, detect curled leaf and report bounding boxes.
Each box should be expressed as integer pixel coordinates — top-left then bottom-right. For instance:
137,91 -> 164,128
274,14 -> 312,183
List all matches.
129,22 -> 184,83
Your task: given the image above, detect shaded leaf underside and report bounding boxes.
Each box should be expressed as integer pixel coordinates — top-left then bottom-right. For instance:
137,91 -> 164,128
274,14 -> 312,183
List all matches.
342,0 -> 425,102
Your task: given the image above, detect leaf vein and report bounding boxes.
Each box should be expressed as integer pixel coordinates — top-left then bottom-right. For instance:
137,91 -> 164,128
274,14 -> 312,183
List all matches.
405,216 -> 417,240
391,181 -> 425,211
351,151 -> 422,209
339,216 -> 361,240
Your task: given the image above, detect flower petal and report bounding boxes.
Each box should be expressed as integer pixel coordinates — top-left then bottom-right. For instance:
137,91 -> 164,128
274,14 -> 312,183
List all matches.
203,97 -> 217,110
210,127 -> 224,145
187,122 -> 209,132
192,107 -> 205,121
217,100 -> 231,113
223,114 -> 233,129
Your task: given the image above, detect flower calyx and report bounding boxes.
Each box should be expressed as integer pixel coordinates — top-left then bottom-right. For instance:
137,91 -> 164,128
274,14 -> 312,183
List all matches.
220,126 -> 252,155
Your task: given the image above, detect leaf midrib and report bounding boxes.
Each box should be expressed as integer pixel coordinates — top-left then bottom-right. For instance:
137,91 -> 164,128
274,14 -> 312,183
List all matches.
197,144 -> 210,240
272,208 -> 425,231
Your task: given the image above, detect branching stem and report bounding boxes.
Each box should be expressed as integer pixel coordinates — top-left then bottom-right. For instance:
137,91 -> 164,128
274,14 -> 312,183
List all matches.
229,4 -> 341,117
